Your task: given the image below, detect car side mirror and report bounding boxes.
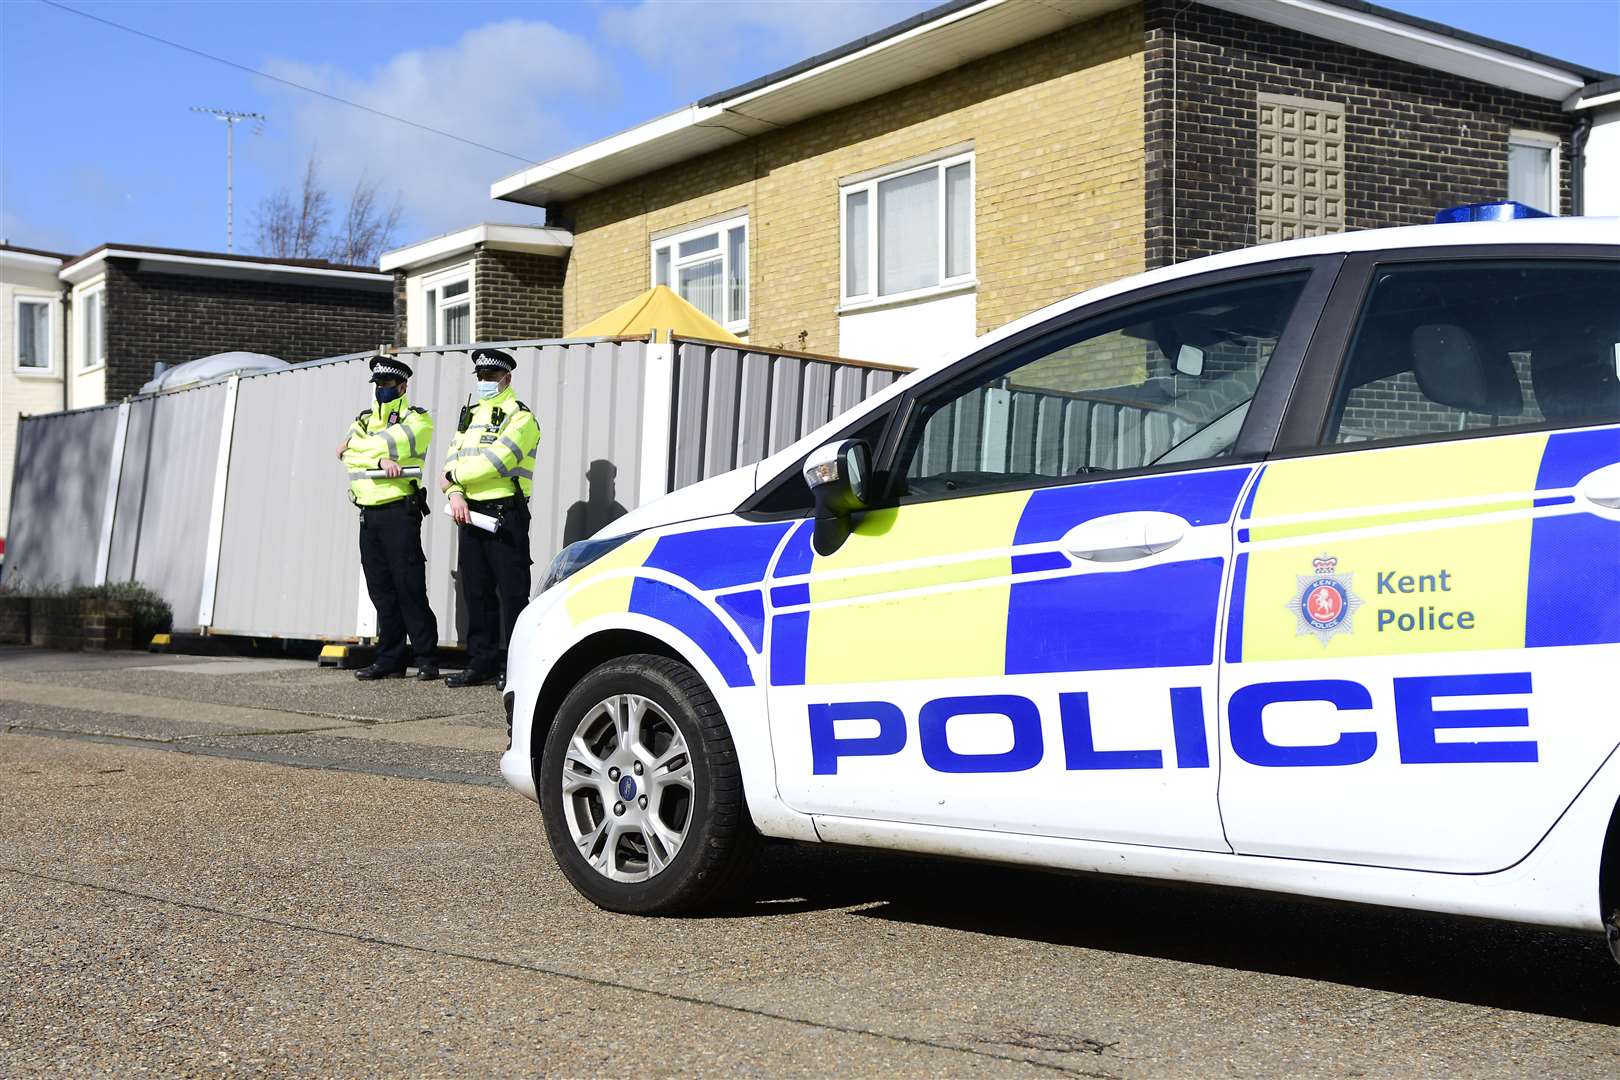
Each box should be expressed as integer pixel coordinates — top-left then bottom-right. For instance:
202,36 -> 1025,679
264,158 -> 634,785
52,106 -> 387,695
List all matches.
1175,343 -> 1206,377
803,439 -> 871,555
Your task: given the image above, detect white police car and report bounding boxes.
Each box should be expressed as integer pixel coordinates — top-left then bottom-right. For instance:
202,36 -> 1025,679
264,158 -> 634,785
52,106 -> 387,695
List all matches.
502,212 -> 1620,963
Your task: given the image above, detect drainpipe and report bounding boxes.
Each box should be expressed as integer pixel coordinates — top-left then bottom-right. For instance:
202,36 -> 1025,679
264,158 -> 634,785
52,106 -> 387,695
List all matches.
1571,114 -> 1592,216
59,285 -> 70,411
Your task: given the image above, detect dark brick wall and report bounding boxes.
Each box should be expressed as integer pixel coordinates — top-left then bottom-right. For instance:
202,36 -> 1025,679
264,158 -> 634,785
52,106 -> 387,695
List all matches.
1142,0 -> 1575,269
392,270 -> 408,350
472,247 -> 566,342
102,258 -> 396,400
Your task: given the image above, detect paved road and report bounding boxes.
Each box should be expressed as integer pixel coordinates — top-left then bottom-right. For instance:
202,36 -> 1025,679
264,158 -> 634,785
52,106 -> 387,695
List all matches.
2,647 -> 1617,1078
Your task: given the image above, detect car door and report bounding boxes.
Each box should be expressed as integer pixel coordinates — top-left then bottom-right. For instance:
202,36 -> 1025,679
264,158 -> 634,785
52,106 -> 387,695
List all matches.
762,261 -> 1334,851
1218,251 -> 1620,872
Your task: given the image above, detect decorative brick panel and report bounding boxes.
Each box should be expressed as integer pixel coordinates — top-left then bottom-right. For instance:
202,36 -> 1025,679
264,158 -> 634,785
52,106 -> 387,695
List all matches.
1143,0 -> 1575,268
1256,93 -> 1346,242
101,258 -> 395,400
472,247 -> 565,342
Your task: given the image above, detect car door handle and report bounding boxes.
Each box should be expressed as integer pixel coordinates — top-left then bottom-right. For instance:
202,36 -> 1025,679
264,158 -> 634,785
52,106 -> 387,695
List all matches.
1062,511 -> 1189,563
1578,462 -> 1620,509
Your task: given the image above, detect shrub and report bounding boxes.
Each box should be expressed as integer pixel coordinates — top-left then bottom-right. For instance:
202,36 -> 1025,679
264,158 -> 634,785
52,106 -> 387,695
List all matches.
70,582 -> 173,642
0,580 -> 173,645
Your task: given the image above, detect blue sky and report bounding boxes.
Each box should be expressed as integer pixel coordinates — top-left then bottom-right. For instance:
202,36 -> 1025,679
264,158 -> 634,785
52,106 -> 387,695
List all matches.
2,0 -> 1616,258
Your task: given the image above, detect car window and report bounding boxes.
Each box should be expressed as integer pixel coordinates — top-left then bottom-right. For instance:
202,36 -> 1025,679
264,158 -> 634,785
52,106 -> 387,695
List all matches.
895,273 -> 1310,497
1326,259 -> 1620,445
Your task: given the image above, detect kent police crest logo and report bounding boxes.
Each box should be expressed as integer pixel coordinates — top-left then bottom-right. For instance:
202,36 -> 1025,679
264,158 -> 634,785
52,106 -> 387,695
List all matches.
1288,555 -> 1362,645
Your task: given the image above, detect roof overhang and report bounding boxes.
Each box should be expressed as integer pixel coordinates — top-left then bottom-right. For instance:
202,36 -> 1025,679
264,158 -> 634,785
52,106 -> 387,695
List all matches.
378,223 -> 573,273
492,0 -> 1610,210
1565,76 -> 1620,112
1,249 -> 64,273
1202,0 -> 1592,101
492,0 -> 1131,208
59,247 -> 392,290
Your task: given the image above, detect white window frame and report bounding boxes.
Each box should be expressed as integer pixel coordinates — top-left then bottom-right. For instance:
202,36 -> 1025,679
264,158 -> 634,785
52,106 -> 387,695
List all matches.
1507,130 -> 1561,215
649,214 -> 748,334
13,294 -> 57,375
840,150 -> 975,311
76,283 -> 106,373
423,265 -> 474,347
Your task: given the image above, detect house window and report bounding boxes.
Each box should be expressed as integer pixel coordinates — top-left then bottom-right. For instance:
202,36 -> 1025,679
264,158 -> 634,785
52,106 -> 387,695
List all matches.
79,285 -> 105,370
424,271 -> 472,347
650,215 -> 748,331
1256,94 -> 1345,243
15,297 -> 53,371
841,151 -> 974,305
1508,131 -> 1560,214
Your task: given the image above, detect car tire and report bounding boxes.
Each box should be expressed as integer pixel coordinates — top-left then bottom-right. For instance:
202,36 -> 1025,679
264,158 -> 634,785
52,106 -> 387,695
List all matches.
539,653 -> 758,915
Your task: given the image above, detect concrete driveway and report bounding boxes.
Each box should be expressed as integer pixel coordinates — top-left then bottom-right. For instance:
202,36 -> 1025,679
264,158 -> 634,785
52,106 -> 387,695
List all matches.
2,647 -> 1616,1078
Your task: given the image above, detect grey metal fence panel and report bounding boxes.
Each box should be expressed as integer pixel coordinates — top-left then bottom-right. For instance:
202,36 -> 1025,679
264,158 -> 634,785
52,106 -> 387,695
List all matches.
208,339 -> 648,644
905,385 -> 1184,481
106,397 -> 156,585
670,340 -> 907,488
120,383 -> 226,630
5,405 -> 120,587
208,360 -> 369,640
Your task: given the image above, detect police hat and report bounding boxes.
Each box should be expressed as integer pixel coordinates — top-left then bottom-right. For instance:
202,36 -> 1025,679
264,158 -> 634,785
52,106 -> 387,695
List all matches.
368,355 -> 413,382
471,348 -> 516,375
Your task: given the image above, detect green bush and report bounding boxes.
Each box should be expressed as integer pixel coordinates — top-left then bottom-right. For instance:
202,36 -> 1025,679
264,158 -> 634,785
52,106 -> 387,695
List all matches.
0,580 -> 173,643
74,582 -> 173,643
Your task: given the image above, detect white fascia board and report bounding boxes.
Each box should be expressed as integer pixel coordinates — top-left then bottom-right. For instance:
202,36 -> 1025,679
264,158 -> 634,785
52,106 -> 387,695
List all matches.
719,0 -> 1005,116
379,223 -> 573,272
1200,0 -> 1586,100
1569,91 -> 1620,112
1,250 -> 64,273
491,0 -> 1022,207
491,105 -> 724,205
59,248 -> 392,287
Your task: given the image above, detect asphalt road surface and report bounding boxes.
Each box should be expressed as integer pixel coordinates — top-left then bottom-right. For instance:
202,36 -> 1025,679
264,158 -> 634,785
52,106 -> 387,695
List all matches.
2,646 -> 1617,1078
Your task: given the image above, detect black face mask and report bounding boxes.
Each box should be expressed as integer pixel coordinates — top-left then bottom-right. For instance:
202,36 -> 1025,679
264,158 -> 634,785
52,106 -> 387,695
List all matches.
375,384 -> 404,405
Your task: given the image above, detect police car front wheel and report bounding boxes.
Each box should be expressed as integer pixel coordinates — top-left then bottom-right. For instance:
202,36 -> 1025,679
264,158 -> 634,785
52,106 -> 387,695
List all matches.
539,654 -> 758,914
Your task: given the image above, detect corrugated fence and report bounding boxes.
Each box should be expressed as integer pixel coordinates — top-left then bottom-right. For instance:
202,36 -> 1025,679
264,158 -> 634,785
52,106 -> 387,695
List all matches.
670,337 -> 903,490
5,336 -> 905,643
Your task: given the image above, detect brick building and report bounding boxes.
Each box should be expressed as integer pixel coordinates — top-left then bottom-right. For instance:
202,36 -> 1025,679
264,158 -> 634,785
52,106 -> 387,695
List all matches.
466,0 -> 1612,366
1,242 -> 394,542
55,244 -> 394,402
380,224 -> 572,348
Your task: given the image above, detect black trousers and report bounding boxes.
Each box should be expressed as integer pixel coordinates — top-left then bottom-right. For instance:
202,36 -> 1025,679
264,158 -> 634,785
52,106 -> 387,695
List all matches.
459,497 -> 532,674
358,499 -> 439,669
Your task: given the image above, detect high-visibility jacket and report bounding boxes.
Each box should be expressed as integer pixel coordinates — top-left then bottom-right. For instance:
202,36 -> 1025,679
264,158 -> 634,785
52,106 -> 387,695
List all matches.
342,395 -> 433,507
444,387 -> 541,502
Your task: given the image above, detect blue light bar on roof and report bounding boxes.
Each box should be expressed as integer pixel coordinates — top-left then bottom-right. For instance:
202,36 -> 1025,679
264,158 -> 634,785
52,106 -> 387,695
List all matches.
1434,201 -> 1552,223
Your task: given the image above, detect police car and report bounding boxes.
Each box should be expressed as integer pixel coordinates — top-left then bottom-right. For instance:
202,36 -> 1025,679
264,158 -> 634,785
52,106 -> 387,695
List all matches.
502,211 -> 1620,963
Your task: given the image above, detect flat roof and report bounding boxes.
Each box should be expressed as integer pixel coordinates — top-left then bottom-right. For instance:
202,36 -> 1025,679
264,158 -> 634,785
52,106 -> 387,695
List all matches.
379,223 -> 573,273
58,244 -> 393,289
60,242 -> 382,275
493,0 -> 1614,210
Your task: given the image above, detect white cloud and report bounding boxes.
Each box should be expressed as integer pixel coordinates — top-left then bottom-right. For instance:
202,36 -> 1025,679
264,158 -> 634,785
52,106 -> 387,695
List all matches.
601,0 -> 935,91
257,19 -> 612,241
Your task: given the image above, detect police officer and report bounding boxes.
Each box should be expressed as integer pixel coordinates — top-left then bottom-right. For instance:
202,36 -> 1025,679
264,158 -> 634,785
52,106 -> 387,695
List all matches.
338,356 -> 440,680
441,348 -> 541,688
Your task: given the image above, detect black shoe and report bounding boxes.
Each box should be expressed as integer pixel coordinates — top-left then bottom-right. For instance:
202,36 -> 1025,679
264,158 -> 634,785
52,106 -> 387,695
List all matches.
445,669 -> 498,688
354,663 -> 407,681
496,670 -> 507,691
416,664 -> 440,681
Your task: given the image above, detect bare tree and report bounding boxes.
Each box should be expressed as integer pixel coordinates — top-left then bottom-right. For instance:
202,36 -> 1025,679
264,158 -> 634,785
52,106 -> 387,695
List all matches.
325,172 -> 403,267
252,155 -> 402,266
253,156 -> 330,259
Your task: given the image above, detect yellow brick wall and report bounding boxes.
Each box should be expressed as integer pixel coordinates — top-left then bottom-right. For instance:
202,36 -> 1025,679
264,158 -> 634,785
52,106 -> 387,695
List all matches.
558,6 -> 1145,358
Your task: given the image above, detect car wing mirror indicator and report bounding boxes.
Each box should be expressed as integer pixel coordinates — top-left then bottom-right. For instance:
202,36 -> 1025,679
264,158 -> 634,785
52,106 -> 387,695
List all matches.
803,438 -> 872,555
